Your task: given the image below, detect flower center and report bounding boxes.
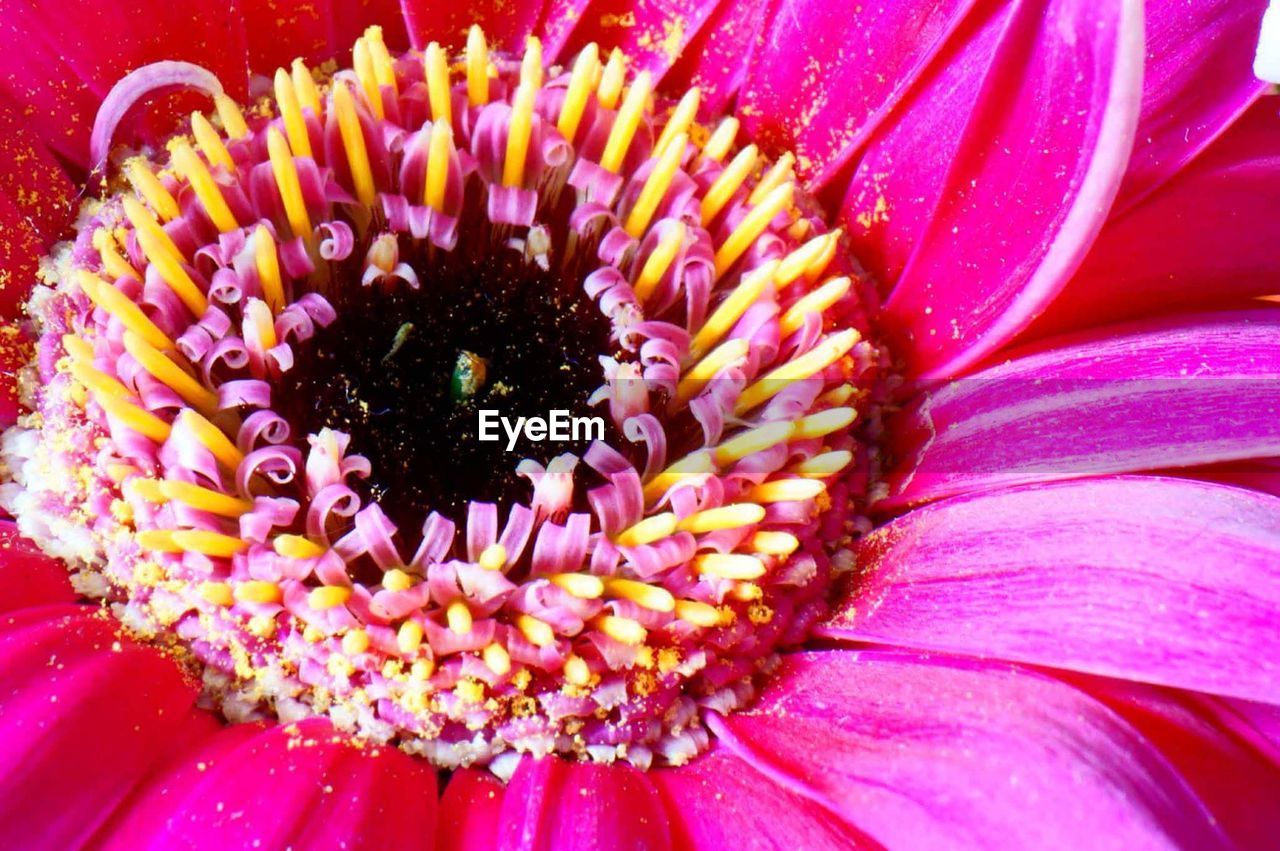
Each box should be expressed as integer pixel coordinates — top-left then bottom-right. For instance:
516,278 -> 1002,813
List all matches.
2,25 -> 881,774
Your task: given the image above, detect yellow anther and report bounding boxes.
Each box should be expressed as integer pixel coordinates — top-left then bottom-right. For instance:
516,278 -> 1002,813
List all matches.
291,59 -> 322,114
177,408 -> 244,471
243,297 -> 277,352
746,478 -> 826,504
818,383 -> 855,407
642,450 -> 714,503
736,329 -> 859,414
107,464 -> 140,484
424,121 -> 453,211
604,577 -> 675,612
353,37 -> 384,119
715,182 -> 794,277
121,195 -> 184,262
557,43 -> 599,142
93,229 -> 139,280
169,529 -> 250,558
252,225 -> 286,314
446,600 -> 473,634
687,260 -> 778,362
199,581 -> 235,606
615,512 -> 677,547
748,152 -> 795,206
694,553 -> 767,580
77,270 -> 175,352
122,331 -> 218,414
214,94 -> 250,139
596,48 -> 626,110
466,25 -> 489,107
125,161 -> 180,222
516,614 -> 555,647
94,390 -> 172,443
136,529 -> 182,552
655,87 -> 700,156
503,82 -> 537,187
190,111 -> 234,171
123,477 -> 167,504
805,228 -> 840,279
483,642 -> 512,676
330,82 -> 377,207
775,232 -> 837,286
308,585 -> 352,610
791,449 -> 853,478
779,276 -> 851,336
731,582 -> 763,601
700,117 -> 739,163
398,619 -> 425,653
520,36 -> 543,89
273,67 -> 313,160
365,25 -> 398,93
677,503 -> 766,534
674,599 -> 723,627
62,334 -> 95,363
266,127 -> 313,241
424,42 -> 452,125
594,614 -> 646,645
632,220 -> 686,303
171,139 -> 239,233
625,132 -> 685,238
273,534 -> 327,559
713,421 -> 795,466
564,654 -> 592,685
701,144 -> 758,225
69,359 -> 129,400
600,70 -> 651,173
794,406 -> 857,440
342,628 -> 370,655
236,579 -> 283,604
751,530 -> 799,556
548,573 -> 605,599
411,658 -> 436,680
133,225 -> 209,317
158,479 -> 253,518
675,338 -> 749,404
478,543 -> 507,571
382,568 -> 414,592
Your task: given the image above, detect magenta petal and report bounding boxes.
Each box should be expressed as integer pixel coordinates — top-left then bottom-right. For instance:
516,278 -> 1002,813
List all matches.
844,0 -> 1143,378
400,0 -> 542,52
0,522 -> 75,612
821,477 -> 1280,704
0,192 -> 46,321
0,102 -> 75,248
661,0 -> 770,115
738,0 -> 977,187
882,310 -> 1280,508
98,717 -> 438,850
437,768 -> 506,851
1192,695 -> 1280,767
544,0 -> 721,81
710,650 -> 1228,850
498,757 -> 671,851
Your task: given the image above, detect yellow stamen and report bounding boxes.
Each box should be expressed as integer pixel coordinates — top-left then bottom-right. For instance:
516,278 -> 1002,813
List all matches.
107,464 -> 140,483
169,529 -> 250,558
266,127 -> 313,241
200,581 -> 235,606
61,334 -> 95,363
604,577 -> 675,612
503,82 -> 537,187
365,25 -> 398,93
632,220 -> 686,303
750,531 -> 799,556
748,152 -> 795,206
309,585 -> 352,610
171,139 -> 238,233
398,619 -> 425,653
133,225 -> 210,317
331,82 -> 377,207
520,36 -> 543,89
177,408 -> 244,471
687,260 -> 778,362
712,420 -> 795,466
214,94 -> 249,140
594,614 -> 646,645
596,49 -> 626,110
69,359 -> 129,399
342,628 -> 370,654
123,477 -> 167,504
95,392 -> 172,442
791,450 -> 853,478
775,232 -> 838,286
642,450 -> 714,503
674,599 -> 723,627
424,121 -> 453,211
548,573 -> 604,599
700,117 -> 739,163
557,43 -> 599,142
600,71 -> 651,173
122,331 -> 218,414
446,600 -> 473,634
466,25 -> 489,107
483,642 -> 512,675
694,553 -> 766,580
735,329 -> 859,414
273,68 -> 313,160
701,144 -> 758,226
77,270 -> 175,352
236,579 -> 283,603
564,654 -> 592,685
624,132 -> 685,238
243,297 -> 277,351
353,37 -> 384,119
478,543 -> 507,571
252,226 -> 286,314
818,383 -> 855,407
516,614 -> 555,647
126,161 -> 180,223
191,111 -> 234,171
424,42 -> 452,125
158,479 -> 253,518
382,568 -> 414,591
291,59 -> 322,114
615,512 -> 677,547
655,87 -> 700,156
715,182 -> 794,277
274,534 -> 327,559
794,406 -> 857,439
805,228 -> 840,279
136,529 -> 181,552
677,503 -> 766,533
778,276 -> 851,336
411,658 -> 435,679
93,228 -> 139,280
122,195 -> 184,262
731,582 -> 763,601
747,478 -> 826,503
675,338 -> 748,404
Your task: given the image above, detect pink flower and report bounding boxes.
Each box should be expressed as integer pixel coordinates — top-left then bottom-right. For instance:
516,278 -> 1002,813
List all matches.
0,0 -> 1277,849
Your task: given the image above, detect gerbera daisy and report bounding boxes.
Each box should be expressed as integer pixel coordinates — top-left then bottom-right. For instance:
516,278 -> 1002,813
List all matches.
0,0 -> 1277,849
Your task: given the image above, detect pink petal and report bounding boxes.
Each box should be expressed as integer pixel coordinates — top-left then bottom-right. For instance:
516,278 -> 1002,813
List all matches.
0,522 -> 74,612
820,477 -> 1280,704
498,757 -> 672,850
738,0 -> 978,187
399,0 -> 541,52
0,102 -> 75,248
882,310 -> 1280,508
661,0 -> 770,115
1027,101 -> 1280,339
651,748 -> 873,850
842,0 -> 1143,379
544,0 -> 722,82
0,609 -> 202,849
710,650 -> 1228,850
98,717 -> 439,850
437,768 -> 506,851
